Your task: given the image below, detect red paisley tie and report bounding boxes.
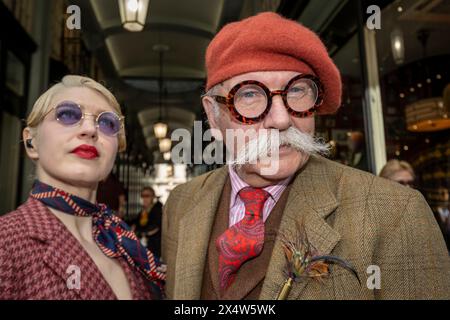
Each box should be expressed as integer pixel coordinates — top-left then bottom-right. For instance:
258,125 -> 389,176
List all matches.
216,187 -> 270,291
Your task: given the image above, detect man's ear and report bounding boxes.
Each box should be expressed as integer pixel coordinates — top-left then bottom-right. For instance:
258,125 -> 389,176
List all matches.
23,127 -> 39,161
202,95 -> 222,140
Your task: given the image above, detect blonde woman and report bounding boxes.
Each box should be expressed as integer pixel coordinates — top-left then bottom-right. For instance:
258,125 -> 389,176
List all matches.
379,159 -> 416,188
0,75 -> 164,300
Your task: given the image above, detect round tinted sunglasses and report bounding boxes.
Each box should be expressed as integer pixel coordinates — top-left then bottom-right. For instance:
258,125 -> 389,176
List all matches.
209,74 -> 324,125
45,101 -> 125,136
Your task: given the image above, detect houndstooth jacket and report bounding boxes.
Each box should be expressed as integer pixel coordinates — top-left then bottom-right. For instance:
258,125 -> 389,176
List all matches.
0,198 -> 154,300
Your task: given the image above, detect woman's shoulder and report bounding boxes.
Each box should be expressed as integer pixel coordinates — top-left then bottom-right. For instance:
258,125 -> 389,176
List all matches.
0,198 -> 47,246
0,204 -> 28,237
0,205 -> 33,273
0,199 -> 56,298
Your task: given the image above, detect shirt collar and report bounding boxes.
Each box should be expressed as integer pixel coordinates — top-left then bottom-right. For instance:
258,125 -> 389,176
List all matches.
228,165 -> 292,208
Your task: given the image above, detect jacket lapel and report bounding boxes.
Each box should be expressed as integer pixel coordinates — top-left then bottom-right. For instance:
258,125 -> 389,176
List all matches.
207,178 -> 230,298
42,224 -> 117,300
173,167 -> 228,299
259,155 -> 341,299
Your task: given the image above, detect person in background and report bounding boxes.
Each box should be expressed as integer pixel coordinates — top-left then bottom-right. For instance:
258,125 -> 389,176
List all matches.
380,160 -> 450,252
132,187 -> 163,259
379,159 -> 416,188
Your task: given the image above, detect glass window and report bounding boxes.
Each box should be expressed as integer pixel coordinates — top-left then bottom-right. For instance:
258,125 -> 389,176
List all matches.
376,0 -> 450,247
300,0 -> 370,172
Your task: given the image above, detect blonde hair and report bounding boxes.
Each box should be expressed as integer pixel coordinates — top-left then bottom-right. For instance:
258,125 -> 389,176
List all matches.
379,159 -> 415,180
26,75 -> 126,152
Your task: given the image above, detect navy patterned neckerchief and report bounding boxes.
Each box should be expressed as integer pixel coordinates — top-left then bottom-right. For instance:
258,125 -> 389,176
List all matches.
30,180 -> 165,290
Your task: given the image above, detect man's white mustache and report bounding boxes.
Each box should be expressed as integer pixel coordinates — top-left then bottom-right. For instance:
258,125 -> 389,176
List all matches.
230,127 -> 330,165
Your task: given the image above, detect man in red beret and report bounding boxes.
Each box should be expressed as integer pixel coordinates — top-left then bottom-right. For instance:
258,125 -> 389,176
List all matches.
162,12 -> 450,300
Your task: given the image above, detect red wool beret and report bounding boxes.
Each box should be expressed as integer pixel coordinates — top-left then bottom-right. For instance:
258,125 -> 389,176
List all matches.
205,12 -> 342,114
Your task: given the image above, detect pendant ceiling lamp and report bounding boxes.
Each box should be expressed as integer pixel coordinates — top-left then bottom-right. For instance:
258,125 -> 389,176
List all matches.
406,97 -> 450,132
159,138 -> 172,153
390,28 -> 405,65
119,0 -> 150,32
153,44 -> 169,139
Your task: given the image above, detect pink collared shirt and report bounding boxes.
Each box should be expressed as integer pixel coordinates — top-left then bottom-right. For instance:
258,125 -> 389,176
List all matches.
228,165 -> 292,227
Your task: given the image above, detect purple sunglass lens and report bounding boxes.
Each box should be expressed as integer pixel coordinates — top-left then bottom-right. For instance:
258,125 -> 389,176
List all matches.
98,112 -> 121,136
55,103 -> 82,125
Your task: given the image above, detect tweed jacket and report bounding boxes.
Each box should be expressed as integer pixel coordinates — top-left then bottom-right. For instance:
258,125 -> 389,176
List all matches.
162,155 -> 450,300
0,198 -> 154,300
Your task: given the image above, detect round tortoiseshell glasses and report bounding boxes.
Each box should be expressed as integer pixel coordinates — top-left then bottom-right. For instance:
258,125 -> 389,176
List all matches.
210,74 -> 324,124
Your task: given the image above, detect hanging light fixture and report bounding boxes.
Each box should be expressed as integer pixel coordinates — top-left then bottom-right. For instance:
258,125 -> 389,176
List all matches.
390,28 -> 405,65
406,97 -> 450,132
118,0 -> 150,32
163,151 -> 171,161
403,29 -> 450,132
153,122 -> 168,139
152,44 -> 169,139
159,138 -> 172,153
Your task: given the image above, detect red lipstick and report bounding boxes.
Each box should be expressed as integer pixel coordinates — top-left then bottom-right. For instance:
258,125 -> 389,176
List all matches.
71,144 -> 99,159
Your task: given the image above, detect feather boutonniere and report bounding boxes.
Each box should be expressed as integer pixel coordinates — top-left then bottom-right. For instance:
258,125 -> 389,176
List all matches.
277,222 -> 361,300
